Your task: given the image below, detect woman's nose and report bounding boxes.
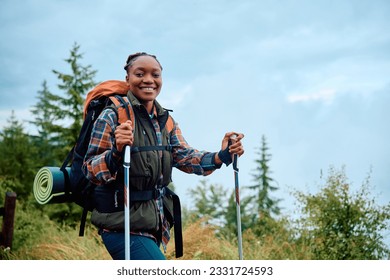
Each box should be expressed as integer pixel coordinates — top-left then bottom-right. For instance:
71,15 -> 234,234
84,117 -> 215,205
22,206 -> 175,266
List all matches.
142,74 -> 153,83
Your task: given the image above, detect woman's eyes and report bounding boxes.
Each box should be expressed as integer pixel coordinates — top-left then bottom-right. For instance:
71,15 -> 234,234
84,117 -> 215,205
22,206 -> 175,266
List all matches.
134,72 -> 160,78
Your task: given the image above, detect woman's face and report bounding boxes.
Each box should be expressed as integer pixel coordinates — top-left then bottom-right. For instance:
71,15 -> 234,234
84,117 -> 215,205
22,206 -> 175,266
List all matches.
126,56 -> 162,107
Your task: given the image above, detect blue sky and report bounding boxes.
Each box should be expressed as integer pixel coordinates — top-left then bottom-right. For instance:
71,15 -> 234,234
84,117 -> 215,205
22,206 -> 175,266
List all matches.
1,0 -> 389,222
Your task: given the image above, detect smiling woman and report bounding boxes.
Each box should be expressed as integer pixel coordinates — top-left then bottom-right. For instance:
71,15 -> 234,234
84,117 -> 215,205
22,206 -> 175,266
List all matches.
81,52 -> 245,260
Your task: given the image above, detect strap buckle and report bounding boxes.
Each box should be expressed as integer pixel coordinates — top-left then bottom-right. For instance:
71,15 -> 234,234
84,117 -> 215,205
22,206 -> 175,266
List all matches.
154,186 -> 166,199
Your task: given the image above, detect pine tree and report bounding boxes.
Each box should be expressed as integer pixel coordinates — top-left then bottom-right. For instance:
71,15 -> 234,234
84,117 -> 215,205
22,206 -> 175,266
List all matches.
189,180 -> 227,227
249,135 -> 281,216
30,80 -> 59,166
220,189 -> 256,239
189,180 -> 255,238
0,111 -> 38,198
31,43 -> 97,162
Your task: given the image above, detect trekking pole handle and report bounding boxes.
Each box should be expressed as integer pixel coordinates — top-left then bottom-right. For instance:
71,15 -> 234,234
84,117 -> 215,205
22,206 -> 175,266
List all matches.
124,145 -> 131,167
230,135 -> 239,172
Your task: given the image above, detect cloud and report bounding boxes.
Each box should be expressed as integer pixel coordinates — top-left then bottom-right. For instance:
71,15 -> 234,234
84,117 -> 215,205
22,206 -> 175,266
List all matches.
287,88 -> 337,104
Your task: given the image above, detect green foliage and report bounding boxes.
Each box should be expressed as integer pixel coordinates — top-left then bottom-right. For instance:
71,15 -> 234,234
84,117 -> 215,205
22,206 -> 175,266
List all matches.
27,43 -> 98,223
248,135 -> 281,216
188,179 -> 227,226
51,43 -> 97,152
188,179 -> 256,239
219,190 -> 256,239
0,112 -> 39,199
0,197 -> 109,260
30,81 -> 61,166
294,166 -> 390,260
30,42 -> 97,162
3,165 -> 390,260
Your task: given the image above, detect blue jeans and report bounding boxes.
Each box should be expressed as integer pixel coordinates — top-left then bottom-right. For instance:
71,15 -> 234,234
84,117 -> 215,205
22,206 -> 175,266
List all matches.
100,231 -> 166,260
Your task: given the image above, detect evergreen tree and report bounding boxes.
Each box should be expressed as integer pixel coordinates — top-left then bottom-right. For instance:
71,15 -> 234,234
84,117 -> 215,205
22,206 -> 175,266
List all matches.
248,135 -> 281,216
220,189 -> 255,239
189,180 -> 227,227
189,180 -> 254,238
31,42 -> 97,162
0,111 -> 38,198
30,80 -> 58,166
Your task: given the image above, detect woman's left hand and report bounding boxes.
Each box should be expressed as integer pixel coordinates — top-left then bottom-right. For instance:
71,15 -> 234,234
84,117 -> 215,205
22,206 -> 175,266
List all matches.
222,132 -> 245,156
215,132 -> 244,165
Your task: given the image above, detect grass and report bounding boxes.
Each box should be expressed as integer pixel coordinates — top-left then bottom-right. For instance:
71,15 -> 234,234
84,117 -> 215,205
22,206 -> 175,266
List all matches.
2,205 -> 313,260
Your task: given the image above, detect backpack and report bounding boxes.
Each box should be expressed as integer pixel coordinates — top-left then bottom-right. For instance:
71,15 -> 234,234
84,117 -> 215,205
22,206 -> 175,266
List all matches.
60,80 -> 175,236
59,80 -> 131,236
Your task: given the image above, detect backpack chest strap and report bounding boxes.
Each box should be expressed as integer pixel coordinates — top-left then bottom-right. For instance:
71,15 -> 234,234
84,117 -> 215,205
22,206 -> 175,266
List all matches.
130,187 -> 166,202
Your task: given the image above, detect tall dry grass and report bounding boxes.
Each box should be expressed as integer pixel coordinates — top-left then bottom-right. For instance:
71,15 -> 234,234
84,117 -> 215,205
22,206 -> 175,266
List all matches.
166,219 -> 237,260
165,219 -> 313,260
4,225 -> 110,260
3,210 -> 311,260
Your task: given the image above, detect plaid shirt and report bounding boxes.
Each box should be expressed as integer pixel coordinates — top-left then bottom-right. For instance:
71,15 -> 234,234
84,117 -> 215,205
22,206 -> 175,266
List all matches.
83,106 -> 221,251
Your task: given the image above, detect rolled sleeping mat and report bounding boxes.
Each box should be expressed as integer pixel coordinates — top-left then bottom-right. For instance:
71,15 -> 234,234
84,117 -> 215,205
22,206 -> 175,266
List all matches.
33,166 -> 71,205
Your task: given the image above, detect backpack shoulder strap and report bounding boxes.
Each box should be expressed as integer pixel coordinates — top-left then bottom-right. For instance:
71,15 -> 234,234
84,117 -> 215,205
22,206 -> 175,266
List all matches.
108,95 -> 171,133
166,115 -> 175,133
108,95 -> 135,126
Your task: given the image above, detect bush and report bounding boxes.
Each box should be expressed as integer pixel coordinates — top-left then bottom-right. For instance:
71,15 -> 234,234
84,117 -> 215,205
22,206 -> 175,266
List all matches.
294,166 -> 390,260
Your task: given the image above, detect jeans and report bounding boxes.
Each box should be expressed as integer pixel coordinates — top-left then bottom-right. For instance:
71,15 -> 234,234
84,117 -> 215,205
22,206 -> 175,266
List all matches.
101,231 -> 166,260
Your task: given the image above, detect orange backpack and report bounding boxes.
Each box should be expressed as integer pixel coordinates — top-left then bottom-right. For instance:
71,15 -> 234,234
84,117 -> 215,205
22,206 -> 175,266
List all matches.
83,80 -> 174,129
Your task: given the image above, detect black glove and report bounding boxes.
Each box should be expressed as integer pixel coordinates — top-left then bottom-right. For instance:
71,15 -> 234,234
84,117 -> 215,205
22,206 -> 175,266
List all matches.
218,145 -> 232,166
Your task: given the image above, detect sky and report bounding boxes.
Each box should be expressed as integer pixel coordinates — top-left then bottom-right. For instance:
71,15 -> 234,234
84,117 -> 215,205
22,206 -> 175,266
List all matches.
1,0 -> 389,224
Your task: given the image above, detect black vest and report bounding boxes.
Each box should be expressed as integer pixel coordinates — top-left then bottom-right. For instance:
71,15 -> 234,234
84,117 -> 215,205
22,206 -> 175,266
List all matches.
128,95 -> 173,191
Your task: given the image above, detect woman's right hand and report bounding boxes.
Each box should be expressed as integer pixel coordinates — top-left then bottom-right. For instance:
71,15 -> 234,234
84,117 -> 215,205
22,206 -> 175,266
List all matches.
114,120 -> 134,152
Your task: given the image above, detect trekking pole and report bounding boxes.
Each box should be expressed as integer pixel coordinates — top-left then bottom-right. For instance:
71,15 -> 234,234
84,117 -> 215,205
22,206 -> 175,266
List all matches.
123,145 -> 131,260
231,135 -> 243,260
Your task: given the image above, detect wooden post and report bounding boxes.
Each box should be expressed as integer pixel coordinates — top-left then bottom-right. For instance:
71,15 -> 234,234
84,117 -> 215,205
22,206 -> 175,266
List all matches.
0,191 -> 17,249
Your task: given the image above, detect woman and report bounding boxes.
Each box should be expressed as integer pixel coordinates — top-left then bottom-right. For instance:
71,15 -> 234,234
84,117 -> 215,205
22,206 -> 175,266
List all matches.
83,52 -> 244,260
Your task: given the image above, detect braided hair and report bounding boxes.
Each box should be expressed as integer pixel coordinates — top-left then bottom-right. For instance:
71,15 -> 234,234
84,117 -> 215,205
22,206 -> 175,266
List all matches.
124,52 -> 163,71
